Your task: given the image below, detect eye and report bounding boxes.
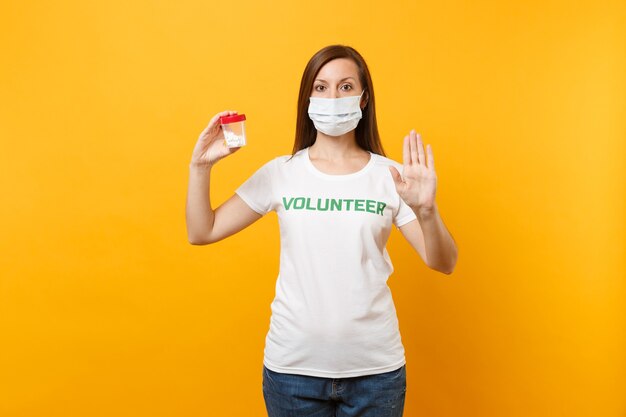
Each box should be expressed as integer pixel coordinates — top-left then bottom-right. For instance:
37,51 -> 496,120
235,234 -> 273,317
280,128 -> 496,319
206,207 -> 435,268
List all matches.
341,84 -> 353,91
314,85 -> 326,92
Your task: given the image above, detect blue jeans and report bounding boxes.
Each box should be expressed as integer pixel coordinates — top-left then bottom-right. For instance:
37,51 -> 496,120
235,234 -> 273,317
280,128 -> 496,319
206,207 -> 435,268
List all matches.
262,364 -> 406,417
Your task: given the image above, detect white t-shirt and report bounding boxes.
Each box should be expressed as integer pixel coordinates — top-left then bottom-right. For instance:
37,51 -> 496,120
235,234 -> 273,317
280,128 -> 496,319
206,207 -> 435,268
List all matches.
235,146 -> 417,378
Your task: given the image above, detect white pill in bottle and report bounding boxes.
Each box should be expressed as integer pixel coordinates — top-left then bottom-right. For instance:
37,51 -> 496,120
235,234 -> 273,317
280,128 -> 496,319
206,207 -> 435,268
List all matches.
219,113 -> 247,148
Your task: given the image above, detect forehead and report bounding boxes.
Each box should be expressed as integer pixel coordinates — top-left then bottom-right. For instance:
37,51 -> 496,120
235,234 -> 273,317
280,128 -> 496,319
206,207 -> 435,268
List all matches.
315,58 -> 360,81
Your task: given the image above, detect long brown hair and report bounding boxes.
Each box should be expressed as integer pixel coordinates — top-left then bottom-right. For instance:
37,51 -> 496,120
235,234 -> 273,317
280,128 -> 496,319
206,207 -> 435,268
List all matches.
290,45 -> 387,158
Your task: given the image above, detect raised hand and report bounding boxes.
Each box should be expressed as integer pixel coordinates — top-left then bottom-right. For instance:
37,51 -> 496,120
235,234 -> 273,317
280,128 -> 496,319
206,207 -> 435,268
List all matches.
388,130 -> 438,214
190,110 -> 241,167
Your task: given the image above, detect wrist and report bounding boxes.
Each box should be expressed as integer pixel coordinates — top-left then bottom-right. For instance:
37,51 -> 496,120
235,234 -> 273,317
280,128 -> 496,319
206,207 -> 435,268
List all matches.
189,161 -> 214,170
413,202 -> 438,220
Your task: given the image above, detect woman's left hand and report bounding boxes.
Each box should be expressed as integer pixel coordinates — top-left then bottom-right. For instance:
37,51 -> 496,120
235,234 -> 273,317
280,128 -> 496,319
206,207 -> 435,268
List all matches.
388,130 -> 438,215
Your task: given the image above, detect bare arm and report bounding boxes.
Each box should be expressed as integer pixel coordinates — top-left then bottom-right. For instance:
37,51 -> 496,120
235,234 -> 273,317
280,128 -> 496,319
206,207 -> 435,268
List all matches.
186,164 -> 262,244
390,131 -> 458,275
401,203 -> 457,275
185,110 -> 263,245
397,218 -> 428,266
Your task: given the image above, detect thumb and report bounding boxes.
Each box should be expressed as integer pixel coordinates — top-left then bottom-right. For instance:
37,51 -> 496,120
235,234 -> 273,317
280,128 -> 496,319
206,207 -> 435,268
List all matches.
388,166 -> 403,190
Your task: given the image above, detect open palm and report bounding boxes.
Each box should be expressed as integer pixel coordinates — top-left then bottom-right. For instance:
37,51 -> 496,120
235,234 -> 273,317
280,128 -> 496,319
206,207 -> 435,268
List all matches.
389,130 -> 437,213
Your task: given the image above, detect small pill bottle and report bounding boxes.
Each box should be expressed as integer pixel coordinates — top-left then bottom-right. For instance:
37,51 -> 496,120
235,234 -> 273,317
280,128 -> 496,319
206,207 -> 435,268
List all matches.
220,113 -> 247,148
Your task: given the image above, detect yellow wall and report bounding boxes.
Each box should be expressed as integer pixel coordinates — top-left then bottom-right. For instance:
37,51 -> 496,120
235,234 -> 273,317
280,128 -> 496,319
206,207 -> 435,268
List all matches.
1,0 -> 624,416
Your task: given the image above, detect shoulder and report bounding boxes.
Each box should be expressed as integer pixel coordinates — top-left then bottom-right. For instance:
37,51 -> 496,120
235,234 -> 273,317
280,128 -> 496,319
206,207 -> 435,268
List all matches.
273,149 -> 306,166
255,150 -> 303,173
370,153 -> 404,171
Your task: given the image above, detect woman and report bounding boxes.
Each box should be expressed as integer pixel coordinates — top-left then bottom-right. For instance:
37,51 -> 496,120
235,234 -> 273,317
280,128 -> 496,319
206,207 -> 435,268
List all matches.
186,44 -> 458,417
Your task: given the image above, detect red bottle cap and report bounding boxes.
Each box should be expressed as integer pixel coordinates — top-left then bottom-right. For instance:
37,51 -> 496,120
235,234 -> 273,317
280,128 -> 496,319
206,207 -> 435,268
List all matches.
220,114 -> 246,124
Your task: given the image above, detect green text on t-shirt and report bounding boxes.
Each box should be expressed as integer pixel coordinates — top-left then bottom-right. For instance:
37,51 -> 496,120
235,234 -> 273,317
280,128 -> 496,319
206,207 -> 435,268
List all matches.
282,197 -> 386,216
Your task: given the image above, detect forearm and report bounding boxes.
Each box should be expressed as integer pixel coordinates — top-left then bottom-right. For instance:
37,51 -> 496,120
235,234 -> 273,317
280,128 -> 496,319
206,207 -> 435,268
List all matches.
186,163 -> 215,244
414,202 -> 458,274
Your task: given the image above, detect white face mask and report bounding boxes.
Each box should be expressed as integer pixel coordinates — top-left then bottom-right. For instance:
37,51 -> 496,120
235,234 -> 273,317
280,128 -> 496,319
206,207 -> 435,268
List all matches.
308,90 -> 365,136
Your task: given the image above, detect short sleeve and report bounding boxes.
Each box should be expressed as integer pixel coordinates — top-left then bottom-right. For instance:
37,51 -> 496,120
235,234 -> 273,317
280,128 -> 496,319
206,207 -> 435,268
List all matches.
394,195 -> 417,228
390,161 -> 417,228
235,158 -> 275,215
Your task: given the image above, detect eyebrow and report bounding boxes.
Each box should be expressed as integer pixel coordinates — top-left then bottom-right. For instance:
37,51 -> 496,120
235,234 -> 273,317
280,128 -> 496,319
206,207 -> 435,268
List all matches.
314,77 -> 356,83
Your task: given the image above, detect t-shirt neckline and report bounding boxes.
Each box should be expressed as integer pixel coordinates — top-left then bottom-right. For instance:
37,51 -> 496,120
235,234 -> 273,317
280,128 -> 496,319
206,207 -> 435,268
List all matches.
303,147 -> 376,180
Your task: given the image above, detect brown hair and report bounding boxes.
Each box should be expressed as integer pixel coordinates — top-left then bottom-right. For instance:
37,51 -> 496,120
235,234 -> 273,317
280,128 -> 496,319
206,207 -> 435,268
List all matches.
290,44 -> 387,158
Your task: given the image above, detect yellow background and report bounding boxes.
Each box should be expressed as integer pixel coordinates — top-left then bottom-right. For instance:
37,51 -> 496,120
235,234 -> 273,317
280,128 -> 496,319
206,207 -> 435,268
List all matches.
1,0 -> 624,416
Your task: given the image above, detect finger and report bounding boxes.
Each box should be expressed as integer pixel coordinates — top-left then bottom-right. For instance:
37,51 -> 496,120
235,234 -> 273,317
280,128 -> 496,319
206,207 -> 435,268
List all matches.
409,130 -> 419,165
427,144 -> 434,170
207,112 -> 224,128
388,166 -> 403,189
207,110 -> 238,130
403,134 -> 410,166
416,133 -> 425,166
